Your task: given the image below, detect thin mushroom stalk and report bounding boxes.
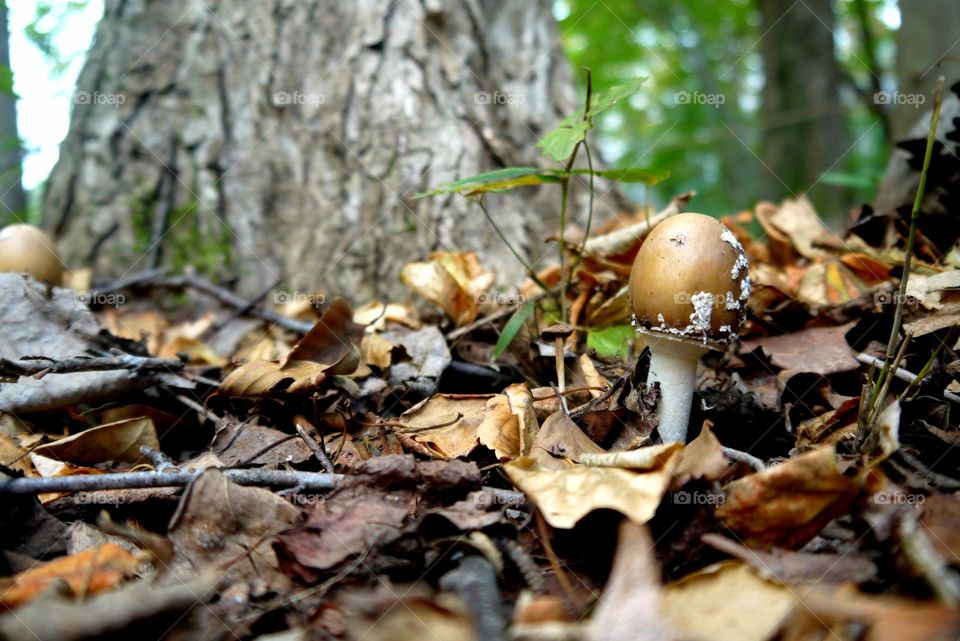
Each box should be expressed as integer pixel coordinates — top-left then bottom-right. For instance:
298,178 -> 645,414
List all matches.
628,213 -> 750,443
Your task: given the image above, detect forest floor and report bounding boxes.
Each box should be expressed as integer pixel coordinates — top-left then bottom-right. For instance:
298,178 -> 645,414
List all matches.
0,189 -> 959,641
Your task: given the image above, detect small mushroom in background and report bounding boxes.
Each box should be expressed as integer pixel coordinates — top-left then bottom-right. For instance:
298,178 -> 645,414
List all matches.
541,322 -> 574,393
0,224 -> 64,286
628,212 -> 750,443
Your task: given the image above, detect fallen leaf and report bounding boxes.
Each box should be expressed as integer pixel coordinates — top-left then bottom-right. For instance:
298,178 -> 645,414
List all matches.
400,252 -> 494,326
660,562 -> 800,641
33,416 -> 159,465
219,298 -> 363,397
716,445 -> 881,548
0,543 -> 139,609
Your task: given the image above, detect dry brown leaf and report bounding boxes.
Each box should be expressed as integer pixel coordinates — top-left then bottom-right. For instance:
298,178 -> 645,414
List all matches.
352,301 -> 421,329
504,447 -> 678,528
504,383 -> 538,456
716,445 -> 882,548
778,586 -> 960,641
672,422 -> 730,487
400,251 -> 494,326
360,333 -> 398,369
219,298 -> 363,397
0,543 -> 139,609
33,416 -> 159,465
476,394 -> 520,460
743,323 -> 859,377
530,411 -> 606,470
398,394 -> 494,458
660,562 -> 800,641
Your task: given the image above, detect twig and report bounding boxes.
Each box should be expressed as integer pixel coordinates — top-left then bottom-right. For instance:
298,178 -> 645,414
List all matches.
439,555 -> 506,641
94,271 -> 314,334
721,446 -> 767,471
898,508 -> 960,605
0,469 -> 342,495
295,415 -> 335,473
203,277 -> 282,338
139,445 -> 175,472
0,353 -> 186,379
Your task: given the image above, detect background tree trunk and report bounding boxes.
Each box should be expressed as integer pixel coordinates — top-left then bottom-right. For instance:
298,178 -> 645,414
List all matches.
0,3 -> 25,219
43,0 -> 602,300
891,0 -> 960,140
758,0 -> 849,216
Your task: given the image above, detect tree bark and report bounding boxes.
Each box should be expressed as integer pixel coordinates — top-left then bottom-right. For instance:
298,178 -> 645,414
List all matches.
0,3 -> 25,218
758,0 -> 849,215
44,0 -> 601,300
891,0 -> 960,140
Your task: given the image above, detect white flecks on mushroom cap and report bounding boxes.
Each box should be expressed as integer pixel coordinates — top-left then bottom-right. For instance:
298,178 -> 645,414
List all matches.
740,275 -> 752,301
689,291 -> 714,332
725,291 -> 739,311
720,228 -> 743,253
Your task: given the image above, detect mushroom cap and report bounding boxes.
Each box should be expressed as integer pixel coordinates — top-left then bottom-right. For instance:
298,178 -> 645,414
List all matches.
541,323 -> 574,341
0,224 -> 64,285
629,213 -> 749,345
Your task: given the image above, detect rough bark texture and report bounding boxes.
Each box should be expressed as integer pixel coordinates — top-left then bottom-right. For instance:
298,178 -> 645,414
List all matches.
0,4 -> 25,217
891,0 -> 960,141
44,0 -> 607,301
758,0 -> 849,216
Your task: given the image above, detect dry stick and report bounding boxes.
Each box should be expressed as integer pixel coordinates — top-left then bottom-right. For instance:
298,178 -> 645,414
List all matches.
898,508 -> 960,605
95,271 -> 314,334
721,446 -> 767,471
0,469 -> 342,495
0,354 -> 186,378
294,416 -> 335,473
202,276 -> 282,339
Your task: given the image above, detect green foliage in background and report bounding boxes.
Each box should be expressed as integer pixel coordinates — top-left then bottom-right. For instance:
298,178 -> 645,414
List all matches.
555,0 -> 896,217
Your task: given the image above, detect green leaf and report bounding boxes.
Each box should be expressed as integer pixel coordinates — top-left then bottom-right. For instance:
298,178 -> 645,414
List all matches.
571,167 -> 669,185
414,167 -> 561,197
536,121 -> 590,163
587,325 -> 636,359
585,77 -> 646,118
492,301 -> 535,361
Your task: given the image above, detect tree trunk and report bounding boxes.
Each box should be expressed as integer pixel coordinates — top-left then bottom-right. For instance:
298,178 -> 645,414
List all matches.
44,0 -> 597,300
891,0 -> 960,140
0,3 -> 25,218
758,0 -> 849,216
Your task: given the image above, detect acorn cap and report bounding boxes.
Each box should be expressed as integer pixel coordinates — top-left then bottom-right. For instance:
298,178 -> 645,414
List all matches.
629,213 -> 749,346
0,224 -> 64,286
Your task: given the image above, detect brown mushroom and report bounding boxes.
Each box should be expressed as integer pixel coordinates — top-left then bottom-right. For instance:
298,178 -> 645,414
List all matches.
628,213 -> 750,442
0,224 -> 64,286
541,323 -> 574,393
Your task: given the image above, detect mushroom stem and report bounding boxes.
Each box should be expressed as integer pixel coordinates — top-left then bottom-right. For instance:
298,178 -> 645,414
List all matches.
554,337 -> 566,393
645,337 -> 707,443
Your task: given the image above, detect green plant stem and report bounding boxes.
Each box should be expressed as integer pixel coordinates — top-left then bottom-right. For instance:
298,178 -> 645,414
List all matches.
475,196 -> 553,296
884,76 -> 944,364
557,70 -> 593,321
566,140 -> 596,287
